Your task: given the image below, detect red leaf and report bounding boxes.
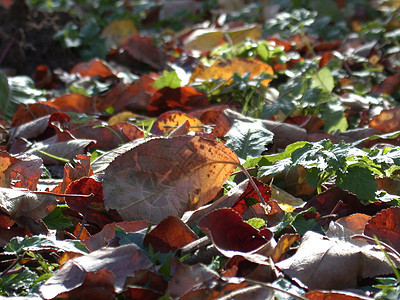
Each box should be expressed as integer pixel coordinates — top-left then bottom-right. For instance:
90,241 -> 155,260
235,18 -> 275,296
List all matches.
143,216 -> 198,253
121,35 -> 167,70
232,178 -> 271,215
65,177 -> 121,227
198,208 -> 273,255
147,86 -> 210,116
364,207 -> 400,253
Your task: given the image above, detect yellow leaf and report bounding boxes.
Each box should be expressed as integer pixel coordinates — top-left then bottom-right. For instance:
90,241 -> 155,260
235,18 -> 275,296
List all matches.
184,29 -> 224,51
190,57 -> 274,86
226,24 -> 262,45
102,19 -> 138,48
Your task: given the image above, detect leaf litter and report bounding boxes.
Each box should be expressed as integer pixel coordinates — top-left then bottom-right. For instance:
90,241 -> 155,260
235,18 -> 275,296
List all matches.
2,0 -> 400,299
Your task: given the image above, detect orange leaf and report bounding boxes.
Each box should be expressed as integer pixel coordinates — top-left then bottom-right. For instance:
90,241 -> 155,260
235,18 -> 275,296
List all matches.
70,58 -> 114,78
190,57 -> 274,86
151,111 -> 204,136
369,106 -> 400,133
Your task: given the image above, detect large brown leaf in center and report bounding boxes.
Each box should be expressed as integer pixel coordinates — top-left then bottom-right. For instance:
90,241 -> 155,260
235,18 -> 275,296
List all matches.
102,136 -> 239,223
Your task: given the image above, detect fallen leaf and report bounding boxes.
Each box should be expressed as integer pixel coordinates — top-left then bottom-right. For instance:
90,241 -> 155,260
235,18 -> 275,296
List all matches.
102,19 -> 138,48
226,24 -> 262,45
65,177 -> 121,227
151,111 -> 204,136
83,221 -> 149,251
364,207 -> 400,252
48,93 -> 97,114
272,233 -> 301,263
27,139 -> 95,165
371,73 -> 400,95
40,244 -> 153,299
11,103 -> 59,126
70,58 -> 114,78
183,29 -> 224,51
276,231 -> 400,290
10,153 -> 43,190
190,57 -> 274,87
0,151 -> 20,188
198,208 -> 275,257
147,86 -> 210,116
102,136 -> 239,223
168,262 -> 218,299
143,216 -> 198,253
0,188 -> 56,220
369,106 -> 400,133
231,177 -> 271,215
299,187 -> 390,224
52,154 -> 93,197
121,35 -> 167,70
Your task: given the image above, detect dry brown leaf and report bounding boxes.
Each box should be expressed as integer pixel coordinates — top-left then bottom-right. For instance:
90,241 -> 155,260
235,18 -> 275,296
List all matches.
0,188 -> 56,220
102,136 -> 239,223
40,244 -> 152,299
190,57 -> 274,87
276,231 -> 400,290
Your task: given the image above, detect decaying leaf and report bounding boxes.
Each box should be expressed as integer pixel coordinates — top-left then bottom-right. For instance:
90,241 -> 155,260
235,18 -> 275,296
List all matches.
40,244 -> 153,299
276,231 -> 400,290
0,188 -> 56,220
27,139 -> 95,165
102,136 -> 239,223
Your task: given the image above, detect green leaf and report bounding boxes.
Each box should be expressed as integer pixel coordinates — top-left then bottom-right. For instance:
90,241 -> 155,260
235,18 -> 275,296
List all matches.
3,235 -> 89,255
42,204 -> 73,231
0,266 -> 38,297
336,164 -> 378,203
311,68 -> 334,93
115,226 -> 146,249
0,71 -> 11,120
225,119 -> 274,159
153,70 -> 181,89
246,218 -> 266,229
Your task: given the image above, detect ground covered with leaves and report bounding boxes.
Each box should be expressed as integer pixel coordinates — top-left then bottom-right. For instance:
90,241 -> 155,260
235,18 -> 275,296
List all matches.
2,0 -> 400,299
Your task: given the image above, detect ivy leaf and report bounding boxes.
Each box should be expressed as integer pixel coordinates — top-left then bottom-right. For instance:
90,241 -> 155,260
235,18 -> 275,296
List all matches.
225,119 -> 274,159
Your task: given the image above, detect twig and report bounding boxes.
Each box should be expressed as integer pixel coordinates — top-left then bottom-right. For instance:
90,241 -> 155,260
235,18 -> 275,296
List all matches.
32,191 -> 94,198
0,255 -> 22,278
